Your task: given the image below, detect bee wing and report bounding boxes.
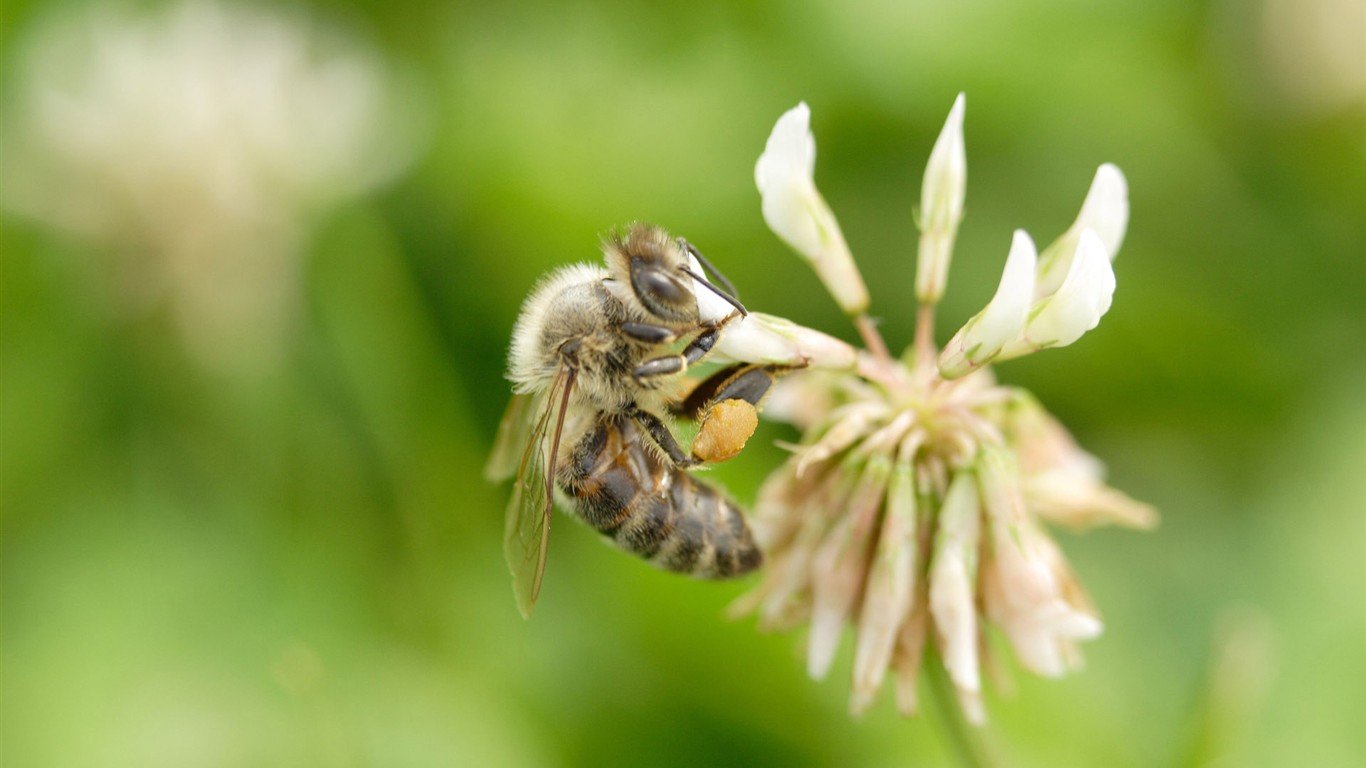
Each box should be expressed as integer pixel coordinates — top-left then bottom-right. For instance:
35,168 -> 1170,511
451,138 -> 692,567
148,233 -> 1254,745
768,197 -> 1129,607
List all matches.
503,367 -> 577,619
485,393 -> 537,482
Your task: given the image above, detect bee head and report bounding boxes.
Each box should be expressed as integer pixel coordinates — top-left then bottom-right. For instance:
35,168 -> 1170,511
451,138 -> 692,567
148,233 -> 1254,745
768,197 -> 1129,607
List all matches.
605,223 -> 698,324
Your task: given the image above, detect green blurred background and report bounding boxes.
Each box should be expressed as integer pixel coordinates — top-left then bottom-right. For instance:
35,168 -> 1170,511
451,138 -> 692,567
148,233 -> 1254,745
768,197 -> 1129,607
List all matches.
2,0 -> 1362,766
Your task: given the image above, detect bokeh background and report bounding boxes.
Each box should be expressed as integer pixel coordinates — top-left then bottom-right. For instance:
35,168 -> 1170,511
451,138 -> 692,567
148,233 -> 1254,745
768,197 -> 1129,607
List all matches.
2,0 -> 1362,766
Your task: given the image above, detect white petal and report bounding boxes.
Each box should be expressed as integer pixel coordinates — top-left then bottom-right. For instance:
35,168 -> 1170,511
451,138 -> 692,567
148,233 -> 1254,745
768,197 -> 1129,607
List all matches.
1022,229 -> 1115,349
1034,164 -> 1128,299
808,457 -> 889,680
755,103 -> 816,190
760,370 -> 840,429
929,470 -> 981,696
977,450 -> 1103,678
1025,470 -> 1160,530
974,231 -> 1038,348
713,312 -> 857,370
688,253 -> 739,324
938,229 -> 1036,378
850,453 -> 917,715
915,93 -> 967,303
1076,163 -> 1129,257
755,104 -> 869,314
755,104 -> 822,259
892,602 -> 928,715
920,93 -> 967,233
794,401 -> 886,477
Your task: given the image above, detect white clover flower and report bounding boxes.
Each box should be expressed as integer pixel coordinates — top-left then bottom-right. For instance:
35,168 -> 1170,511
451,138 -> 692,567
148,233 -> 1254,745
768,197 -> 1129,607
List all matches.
0,0 -> 420,374
940,166 -> 1126,377
756,103 -> 870,316
735,97 -> 1155,725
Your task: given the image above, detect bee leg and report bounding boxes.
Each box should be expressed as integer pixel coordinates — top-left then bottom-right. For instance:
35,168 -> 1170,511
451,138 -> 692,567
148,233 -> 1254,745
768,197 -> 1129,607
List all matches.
684,363 -> 797,464
627,405 -> 697,468
620,322 -> 678,345
631,325 -> 722,384
678,363 -> 792,418
633,354 -> 685,382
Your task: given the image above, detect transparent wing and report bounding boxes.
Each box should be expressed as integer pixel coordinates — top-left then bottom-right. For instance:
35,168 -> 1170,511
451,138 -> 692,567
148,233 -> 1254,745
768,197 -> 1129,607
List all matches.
485,393 -> 537,482
502,368 -> 575,618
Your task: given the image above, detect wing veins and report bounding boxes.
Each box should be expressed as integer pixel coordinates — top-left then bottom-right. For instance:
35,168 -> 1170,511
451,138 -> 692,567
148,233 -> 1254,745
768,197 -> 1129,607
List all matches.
504,364 -> 577,618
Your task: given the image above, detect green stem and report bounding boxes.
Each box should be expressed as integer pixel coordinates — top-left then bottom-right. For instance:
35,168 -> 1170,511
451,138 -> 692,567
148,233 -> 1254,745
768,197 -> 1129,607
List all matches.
926,658 -> 996,768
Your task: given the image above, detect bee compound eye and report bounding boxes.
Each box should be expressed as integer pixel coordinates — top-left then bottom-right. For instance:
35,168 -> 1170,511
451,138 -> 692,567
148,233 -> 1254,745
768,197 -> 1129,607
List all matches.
633,265 -> 692,316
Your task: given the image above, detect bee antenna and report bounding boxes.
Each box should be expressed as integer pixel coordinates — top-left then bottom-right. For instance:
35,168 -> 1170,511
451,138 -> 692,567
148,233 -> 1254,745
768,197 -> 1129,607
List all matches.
677,238 -> 740,298
680,266 -> 748,317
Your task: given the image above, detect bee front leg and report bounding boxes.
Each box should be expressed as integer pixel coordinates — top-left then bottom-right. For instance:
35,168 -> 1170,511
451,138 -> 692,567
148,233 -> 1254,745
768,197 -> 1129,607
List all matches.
630,324 -> 723,384
620,322 -> 678,345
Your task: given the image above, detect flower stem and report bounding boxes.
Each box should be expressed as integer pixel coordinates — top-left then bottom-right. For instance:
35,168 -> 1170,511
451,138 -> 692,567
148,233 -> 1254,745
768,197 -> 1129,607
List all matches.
913,303 -> 937,373
854,312 -> 892,364
926,659 -> 996,768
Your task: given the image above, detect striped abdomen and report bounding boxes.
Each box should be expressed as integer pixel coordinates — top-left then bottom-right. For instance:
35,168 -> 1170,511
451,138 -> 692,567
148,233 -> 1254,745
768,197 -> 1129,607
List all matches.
558,414 -> 761,578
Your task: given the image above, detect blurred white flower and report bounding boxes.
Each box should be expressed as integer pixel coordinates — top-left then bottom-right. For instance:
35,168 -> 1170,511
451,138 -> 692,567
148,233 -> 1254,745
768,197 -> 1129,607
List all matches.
755,103 -> 870,316
0,0 -> 420,374
735,97 -> 1154,724
1258,0 -> 1366,117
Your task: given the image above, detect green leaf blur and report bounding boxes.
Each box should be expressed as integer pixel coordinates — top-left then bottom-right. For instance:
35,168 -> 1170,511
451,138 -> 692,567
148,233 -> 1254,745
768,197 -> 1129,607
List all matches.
1,0 -> 1362,766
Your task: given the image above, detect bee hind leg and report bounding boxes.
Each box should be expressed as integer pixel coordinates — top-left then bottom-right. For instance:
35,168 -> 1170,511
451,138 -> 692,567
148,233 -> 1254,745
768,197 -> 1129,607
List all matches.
678,363 -> 792,418
626,404 -> 699,469
681,363 -> 795,464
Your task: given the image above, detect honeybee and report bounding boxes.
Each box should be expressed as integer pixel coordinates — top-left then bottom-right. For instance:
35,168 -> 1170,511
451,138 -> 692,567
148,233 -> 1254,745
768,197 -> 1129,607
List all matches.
486,224 -> 790,617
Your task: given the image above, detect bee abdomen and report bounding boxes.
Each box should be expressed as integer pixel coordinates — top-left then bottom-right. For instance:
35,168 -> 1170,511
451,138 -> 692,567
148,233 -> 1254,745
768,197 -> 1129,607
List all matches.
650,474 -> 761,578
560,418 -> 761,578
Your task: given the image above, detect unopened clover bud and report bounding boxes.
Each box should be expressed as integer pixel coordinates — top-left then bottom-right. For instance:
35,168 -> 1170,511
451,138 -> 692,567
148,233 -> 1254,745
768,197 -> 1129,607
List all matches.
1035,163 -> 1128,299
915,93 -> 967,304
756,103 -> 870,315
998,229 -> 1115,360
938,229 -> 1037,378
